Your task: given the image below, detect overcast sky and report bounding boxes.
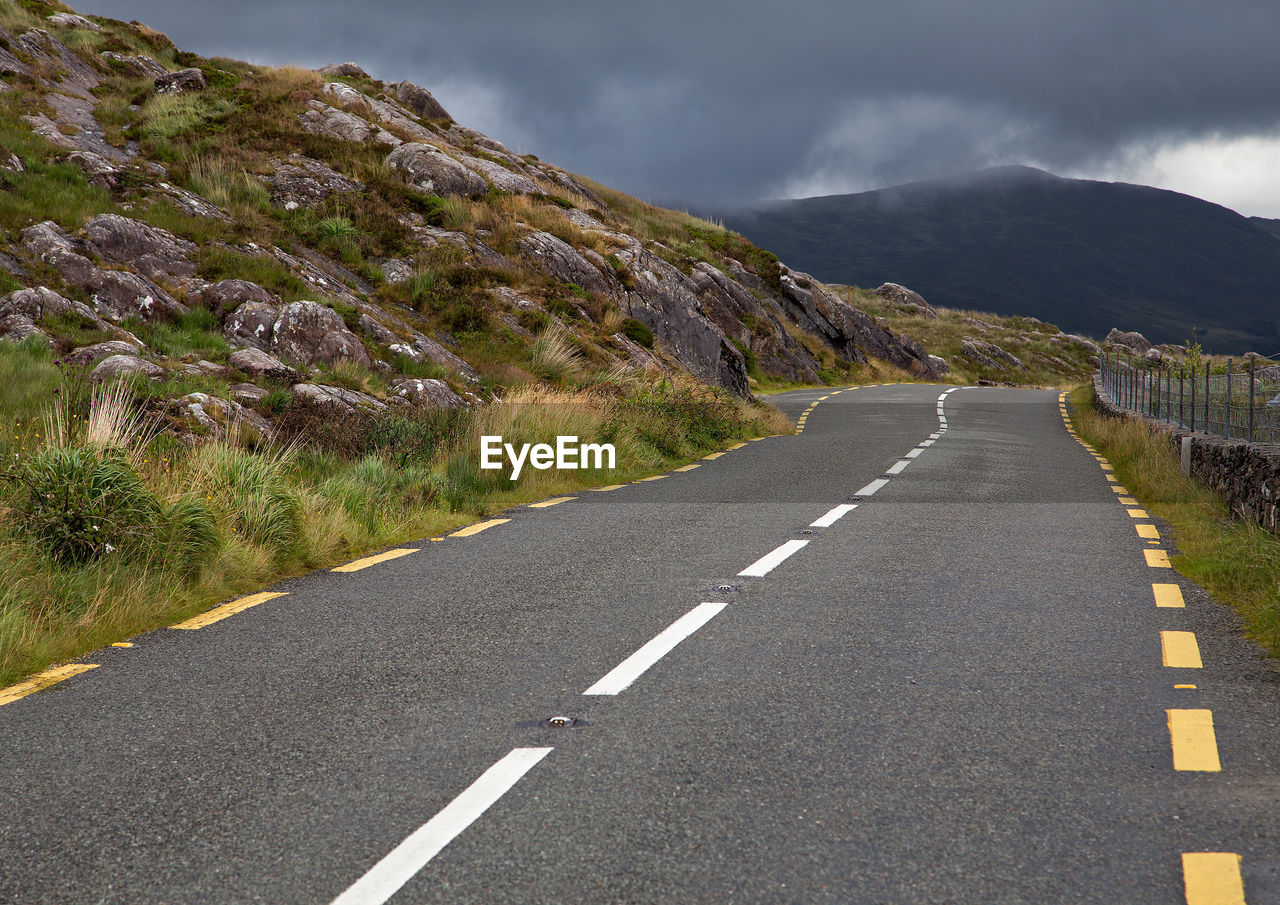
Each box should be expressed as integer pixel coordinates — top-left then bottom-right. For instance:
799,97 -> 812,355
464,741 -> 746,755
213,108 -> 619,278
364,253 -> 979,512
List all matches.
78,0 -> 1280,217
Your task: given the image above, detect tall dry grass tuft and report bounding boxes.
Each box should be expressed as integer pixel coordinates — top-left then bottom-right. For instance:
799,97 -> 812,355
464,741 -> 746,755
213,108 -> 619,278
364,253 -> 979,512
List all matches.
529,327 -> 584,384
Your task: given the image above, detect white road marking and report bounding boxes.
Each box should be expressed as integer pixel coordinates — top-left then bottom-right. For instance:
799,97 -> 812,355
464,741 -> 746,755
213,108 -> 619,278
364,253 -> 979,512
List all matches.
904,448 -> 923,458
886,459 -> 910,475
738,539 -> 811,577
856,478 -> 890,497
929,432 -> 942,439
330,747 -> 553,905
584,602 -> 727,695
811,503 -> 857,527
919,439 -> 935,447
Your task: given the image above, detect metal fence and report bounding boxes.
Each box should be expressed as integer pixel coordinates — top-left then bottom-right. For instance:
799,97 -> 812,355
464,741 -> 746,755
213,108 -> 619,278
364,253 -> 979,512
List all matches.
1099,352 -> 1280,443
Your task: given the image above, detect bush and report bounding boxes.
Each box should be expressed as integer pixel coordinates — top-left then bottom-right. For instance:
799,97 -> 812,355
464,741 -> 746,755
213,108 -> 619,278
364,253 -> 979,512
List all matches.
621,318 -> 654,348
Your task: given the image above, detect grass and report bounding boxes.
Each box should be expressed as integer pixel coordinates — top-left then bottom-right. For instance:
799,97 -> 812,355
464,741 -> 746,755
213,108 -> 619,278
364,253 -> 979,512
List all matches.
0,338 -> 790,687
1071,385 -> 1280,661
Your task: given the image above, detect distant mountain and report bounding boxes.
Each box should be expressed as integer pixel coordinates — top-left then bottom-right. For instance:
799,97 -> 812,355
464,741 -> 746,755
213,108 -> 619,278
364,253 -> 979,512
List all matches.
721,167 -> 1280,354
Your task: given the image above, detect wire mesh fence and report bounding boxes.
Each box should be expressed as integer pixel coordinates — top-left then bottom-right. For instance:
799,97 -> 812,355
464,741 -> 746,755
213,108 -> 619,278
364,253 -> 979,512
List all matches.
1099,352 -> 1280,443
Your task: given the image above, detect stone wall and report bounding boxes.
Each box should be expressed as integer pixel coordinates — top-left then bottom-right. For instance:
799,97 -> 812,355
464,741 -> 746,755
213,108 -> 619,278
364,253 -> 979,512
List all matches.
1092,374 -> 1280,534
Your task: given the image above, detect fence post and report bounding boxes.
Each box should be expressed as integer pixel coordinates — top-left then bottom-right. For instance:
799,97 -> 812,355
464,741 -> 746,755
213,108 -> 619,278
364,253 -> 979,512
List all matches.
1190,364 -> 1196,432
1248,356 -> 1255,443
1204,364 -> 1211,435
1179,367 -> 1184,428
1226,359 -> 1233,438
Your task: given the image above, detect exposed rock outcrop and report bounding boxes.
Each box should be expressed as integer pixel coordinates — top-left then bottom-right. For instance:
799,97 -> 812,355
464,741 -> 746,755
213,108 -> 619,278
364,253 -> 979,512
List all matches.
389,377 -> 466,408
875,282 -> 938,319
154,68 -> 206,95
960,339 -> 1024,371
229,347 -> 298,382
266,155 -> 363,210
291,383 -> 386,412
518,231 -> 615,295
395,81 -> 451,121
271,301 -> 371,368
1105,328 -> 1153,354
386,142 -> 488,196
90,354 -> 163,381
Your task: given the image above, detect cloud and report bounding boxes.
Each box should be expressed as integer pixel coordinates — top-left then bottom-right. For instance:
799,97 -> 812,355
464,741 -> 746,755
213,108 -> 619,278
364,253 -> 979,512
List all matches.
1067,131 -> 1280,219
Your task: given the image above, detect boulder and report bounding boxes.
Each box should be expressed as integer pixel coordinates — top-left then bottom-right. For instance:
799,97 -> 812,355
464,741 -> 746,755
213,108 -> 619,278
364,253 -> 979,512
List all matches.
386,142 -> 488,196
322,81 -> 370,111
67,151 -> 120,190
0,285 -> 111,330
291,383 -> 386,412
223,300 -> 280,351
318,62 -> 369,79
874,282 -> 938,319
195,279 -> 277,318
90,354 -> 163,381
960,339 -> 1024,371
170,392 -> 274,441
21,221 -> 186,322
357,313 -> 399,346
229,383 -> 268,405
1104,328 -> 1153,354
928,354 -> 950,374
228,347 -> 297,381
47,13 -> 102,31
271,301 -> 371,368
0,314 -> 46,344
395,81 -> 451,120
461,155 -> 543,194
152,181 -> 232,222
1143,348 -> 1164,365
266,155 -> 363,210
99,51 -> 167,80
298,101 -> 399,146
82,213 -> 197,281
154,68 -> 206,95
389,377 -> 467,408
1052,333 -> 1101,355
517,231 -> 615,295
63,340 -> 144,366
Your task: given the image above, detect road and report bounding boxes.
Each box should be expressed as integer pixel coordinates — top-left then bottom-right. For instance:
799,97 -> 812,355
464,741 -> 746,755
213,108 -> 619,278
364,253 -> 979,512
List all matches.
2,383 -> 1278,904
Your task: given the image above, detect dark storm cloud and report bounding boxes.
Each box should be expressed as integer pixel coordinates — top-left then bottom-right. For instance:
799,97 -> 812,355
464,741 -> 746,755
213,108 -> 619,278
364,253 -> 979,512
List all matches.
76,0 -> 1280,209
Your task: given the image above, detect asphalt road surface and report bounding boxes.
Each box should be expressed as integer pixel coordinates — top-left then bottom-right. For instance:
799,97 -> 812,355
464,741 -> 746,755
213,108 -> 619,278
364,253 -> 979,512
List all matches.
3,383 -> 1278,904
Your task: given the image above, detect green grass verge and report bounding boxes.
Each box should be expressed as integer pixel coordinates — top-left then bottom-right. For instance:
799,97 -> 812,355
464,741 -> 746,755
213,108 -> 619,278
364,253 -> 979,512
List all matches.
1071,385 -> 1280,661
0,340 -> 790,687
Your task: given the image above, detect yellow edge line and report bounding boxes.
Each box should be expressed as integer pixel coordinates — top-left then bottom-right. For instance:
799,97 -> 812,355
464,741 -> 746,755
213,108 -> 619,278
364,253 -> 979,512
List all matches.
1153,583 -> 1186,608
634,475 -> 667,482
673,464 -> 701,472
1161,631 -> 1203,668
449,518 -> 511,538
332,548 -> 418,573
1145,548 -> 1171,567
702,452 -> 725,460
171,591 -> 289,629
592,484 -> 626,491
1128,508 -> 1150,518
0,664 -> 99,707
1182,853 -> 1246,905
1167,709 -> 1222,771
528,496 -> 576,508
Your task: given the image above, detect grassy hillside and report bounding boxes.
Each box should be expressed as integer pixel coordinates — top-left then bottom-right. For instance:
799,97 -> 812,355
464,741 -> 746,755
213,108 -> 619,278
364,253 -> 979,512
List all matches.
723,166 -> 1280,355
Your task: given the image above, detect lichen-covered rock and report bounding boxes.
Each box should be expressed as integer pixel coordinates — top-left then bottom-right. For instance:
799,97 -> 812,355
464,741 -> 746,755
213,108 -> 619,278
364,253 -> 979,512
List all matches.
24,93 -> 131,163
517,231 -> 616,295
47,13 -> 102,31
318,62 -> 369,79
386,142 -> 488,196
928,354 -> 950,375
0,314 -> 46,344
875,282 -> 938,319
223,300 -> 280,351
1052,333 -> 1101,355
63,340 -> 144,366
82,214 -> 197,281
90,354 -> 163,381
21,221 -> 186,322
1105,328 -> 1153,354
461,155 -> 543,194
171,392 -> 274,441
154,68 -> 206,95
402,331 -> 479,380
357,313 -> 399,347
0,285 -> 112,331
229,383 -> 268,405
271,301 -> 371,368
196,279 -> 277,318
395,81 -> 451,120
389,377 -> 466,408
228,347 -> 298,381
99,51 -> 167,80
266,155 -> 363,210
960,339 -> 1024,371
291,383 -> 386,412
299,101 -> 399,146
15,28 -> 99,98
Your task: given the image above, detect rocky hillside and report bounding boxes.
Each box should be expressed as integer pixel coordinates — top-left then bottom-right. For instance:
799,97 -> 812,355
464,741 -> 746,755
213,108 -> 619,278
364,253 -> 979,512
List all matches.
0,0 -> 953,440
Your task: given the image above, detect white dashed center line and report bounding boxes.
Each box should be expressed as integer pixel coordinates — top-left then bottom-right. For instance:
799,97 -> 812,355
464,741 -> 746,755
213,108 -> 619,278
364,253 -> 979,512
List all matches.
584,602 -> 728,695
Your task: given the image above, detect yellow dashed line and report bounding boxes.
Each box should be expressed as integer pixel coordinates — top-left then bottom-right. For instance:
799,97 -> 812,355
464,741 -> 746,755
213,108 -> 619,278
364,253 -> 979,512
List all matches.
1136,524 -> 1159,539
171,592 -> 288,630
332,548 -> 418,572
1167,709 -> 1222,771
1176,684 -> 1198,690
727,442 -> 747,450
1182,853 -> 1246,905
528,496 -> 576,508
1161,631 -> 1203,668
673,464 -> 701,472
111,642 -> 133,648
0,664 -> 98,707
1145,548 -> 1172,567
1118,496 -> 1139,506
634,475 -> 667,482
592,484 -> 627,491
1153,583 -> 1186,608
1128,508 -> 1150,519
701,452 -> 725,461
449,518 -> 511,538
